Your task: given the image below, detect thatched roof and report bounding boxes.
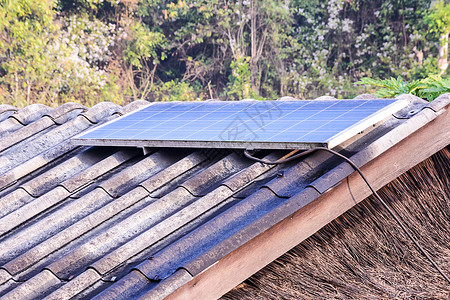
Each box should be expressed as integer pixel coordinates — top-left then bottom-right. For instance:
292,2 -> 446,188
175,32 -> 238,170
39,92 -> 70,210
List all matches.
224,147 -> 450,299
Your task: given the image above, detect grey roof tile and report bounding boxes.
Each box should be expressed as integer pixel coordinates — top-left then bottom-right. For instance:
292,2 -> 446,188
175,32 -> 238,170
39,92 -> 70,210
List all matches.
44,186 -> 197,280
180,152 -> 250,196
1,269 -> 60,300
0,189 -> 34,219
0,103 -> 84,151
60,149 -> 139,194
0,105 -> 17,122
43,268 -> 101,300
0,269 -> 11,286
0,189 -> 112,264
20,148 -> 116,197
139,151 -> 208,194
2,187 -> 150,278
44,103 -> 86,124
427,92 -> 450,111
0,141 -> 78,192
0,119 -> 90,174
222,152 -> 281,191
0,117 -> 22,139
9,104 -> 51,125
92,270 -> 155,300
98,151 -> 183,197
80,102 -> 121,124
262,150 -> 332,197
0,186 -> 71,236
136,269 -> 192,300
353,93 -> 379,99
0,95 -> 447,299
119,100 -> 151,115
90,185 -> 235,275
133,187 -> 281,281
315,95 -> 336,100
0,117 -> 56,153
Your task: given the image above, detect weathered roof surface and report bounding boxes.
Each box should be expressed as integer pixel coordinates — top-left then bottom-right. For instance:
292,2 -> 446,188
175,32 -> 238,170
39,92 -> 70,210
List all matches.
0,94 -> 448,299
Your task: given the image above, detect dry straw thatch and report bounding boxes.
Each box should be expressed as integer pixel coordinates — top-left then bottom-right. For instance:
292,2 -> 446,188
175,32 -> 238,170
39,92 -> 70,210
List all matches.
223,147 -> 450,299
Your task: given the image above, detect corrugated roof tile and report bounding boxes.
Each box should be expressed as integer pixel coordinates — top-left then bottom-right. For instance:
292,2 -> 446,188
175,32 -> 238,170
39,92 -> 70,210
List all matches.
44,103 -> 86,124
60,149 -> 139,194
426,92 -> 450,111
2,187 -> 150,277
0,117 -> 57,153
92,270 -> 155,300
91,185 -> 235,276
98,151 -> 183,197
43,186 -> 196,280
136,269 -> 192,300
0,119 -> 90,174
2,269 -> 60,300
0,189 -> 112,264
119,100 -> 151,115
0,117 -> 22,139
80,102 -> 121,124
0,105 -> 17,122
0,188 -> 33,219
180,152 -> 249,196
263,150 -> 332,197
222,152 -> 281,191
0,186 -> 71,236
20,148 -> 115,197
0,269 -> 12,286
139,151 -> 207,194
133,187 -> 281,281
9,104 -> 51,125
44,268 -> 101,300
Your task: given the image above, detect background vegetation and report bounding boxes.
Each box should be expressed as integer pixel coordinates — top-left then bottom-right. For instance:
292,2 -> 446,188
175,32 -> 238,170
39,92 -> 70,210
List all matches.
0,0 -> 448,107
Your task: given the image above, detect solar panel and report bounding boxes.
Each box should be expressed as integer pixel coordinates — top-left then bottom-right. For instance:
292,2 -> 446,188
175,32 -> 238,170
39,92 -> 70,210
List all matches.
72,99 -> 407,150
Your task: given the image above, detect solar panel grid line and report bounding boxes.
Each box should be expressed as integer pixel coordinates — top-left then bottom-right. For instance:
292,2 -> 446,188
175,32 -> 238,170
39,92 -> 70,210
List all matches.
235,103 -> 305,141
107,101 -> 201,139
142,106 -> 219,140
233,101 -> 308,142
156,101 -> 256,140
127,102 -> 256,141
325,99 -> 407,148
294,100 -> 369,142
234,100 -> 366,143
71,99 -> 408,150
193,102 -> 266,139
260,100 -> 345,142
79,100 -> 383,143
146,101 -> 250,141
104,101 -> 199,139
319,101 -> 376,144
183,101 -> 286,142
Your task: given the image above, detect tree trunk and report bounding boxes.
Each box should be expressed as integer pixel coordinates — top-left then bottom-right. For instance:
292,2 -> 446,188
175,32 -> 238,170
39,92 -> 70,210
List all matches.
438,31 -> 449,75
250,0 -> 260,95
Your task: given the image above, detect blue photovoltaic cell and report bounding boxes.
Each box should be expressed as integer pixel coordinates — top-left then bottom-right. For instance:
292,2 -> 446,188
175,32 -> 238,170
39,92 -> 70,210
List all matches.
72,99 -> 407,150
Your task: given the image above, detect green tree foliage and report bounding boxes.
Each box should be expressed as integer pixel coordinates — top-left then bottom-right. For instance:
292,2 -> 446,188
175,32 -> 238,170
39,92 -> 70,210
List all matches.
227,55 -> 255,100
425,0 -> 450,75
0,0 -> 447,107
0,0 -> 58,105
0,0 -> 122,106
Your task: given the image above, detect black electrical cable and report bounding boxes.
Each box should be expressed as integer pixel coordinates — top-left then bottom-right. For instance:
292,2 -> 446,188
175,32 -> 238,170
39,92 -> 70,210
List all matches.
244,147 -> 450,284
